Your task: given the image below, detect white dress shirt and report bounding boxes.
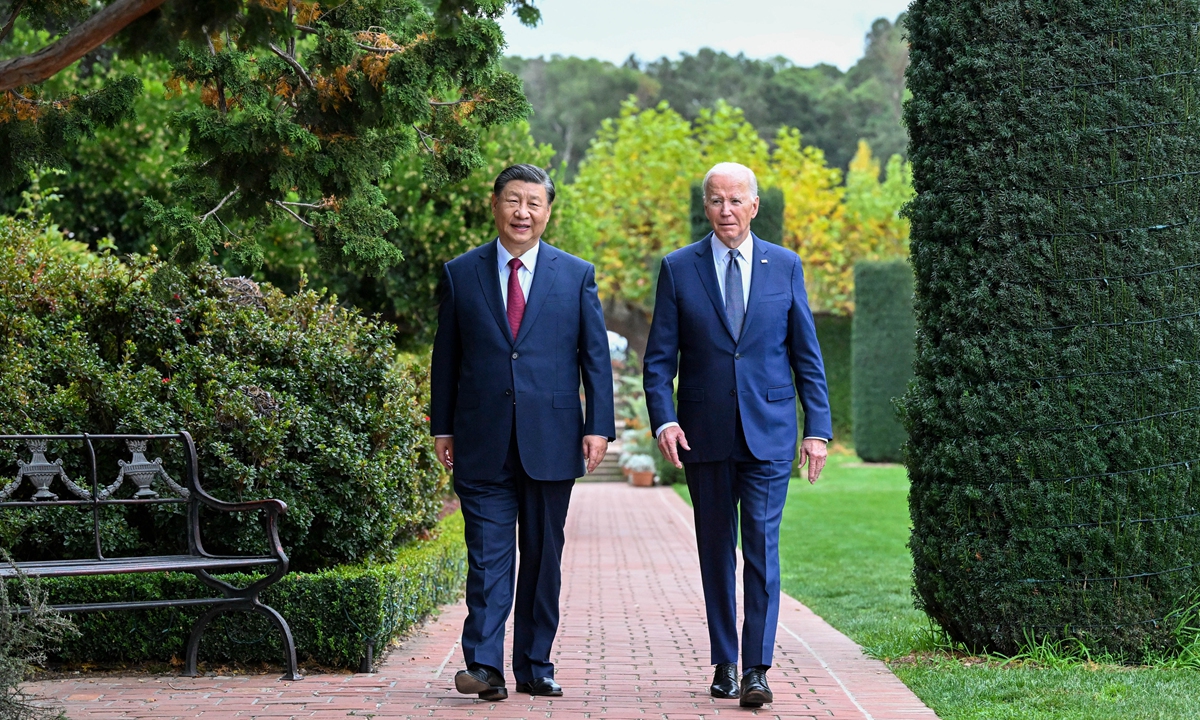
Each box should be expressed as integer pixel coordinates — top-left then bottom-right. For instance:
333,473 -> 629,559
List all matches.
654,233 -> 829,444
435,239 -> 541,438
498,239 -> 539,306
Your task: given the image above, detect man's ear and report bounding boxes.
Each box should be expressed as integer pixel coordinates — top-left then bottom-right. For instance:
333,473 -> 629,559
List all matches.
750,197 -> 761,219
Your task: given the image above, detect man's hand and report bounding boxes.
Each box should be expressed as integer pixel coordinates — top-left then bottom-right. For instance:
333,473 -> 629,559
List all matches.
583,435 -> 609,474
798,438 -> 828,484
435,437 -> 454,472
656,425 -> 691,469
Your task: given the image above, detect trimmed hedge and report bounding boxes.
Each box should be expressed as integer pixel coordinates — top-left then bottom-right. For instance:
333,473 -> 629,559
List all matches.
903,0 -> 1200,658
852,260 -> 913,462
690,183 -> 785,244
33,512 -> 466,670
0,217 -> 443,571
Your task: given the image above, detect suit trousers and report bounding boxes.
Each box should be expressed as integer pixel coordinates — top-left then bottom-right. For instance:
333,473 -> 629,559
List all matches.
684,414 -> 791,669
454,425 -> 575,682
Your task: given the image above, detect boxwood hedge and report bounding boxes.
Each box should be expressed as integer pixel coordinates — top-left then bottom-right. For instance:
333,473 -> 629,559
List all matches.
33,512 -> 466,670
903,0 -> 1200,657
852,260 -> 914,463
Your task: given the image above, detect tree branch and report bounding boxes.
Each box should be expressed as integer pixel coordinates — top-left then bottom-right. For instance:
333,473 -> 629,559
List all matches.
355,42 -> 405,53
203,29 -> 227,114
0,0 -> 27,46
198,187 -> 238,224
413,124 -> 435,154
267,42 -> 315,90
0,0 -> 165,91
274,200 -> 315,228
429,96 -> 479,106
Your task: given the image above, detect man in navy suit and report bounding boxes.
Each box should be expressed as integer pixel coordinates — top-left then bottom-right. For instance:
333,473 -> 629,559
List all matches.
431,164 -> 615,700
643,162 -> 832,708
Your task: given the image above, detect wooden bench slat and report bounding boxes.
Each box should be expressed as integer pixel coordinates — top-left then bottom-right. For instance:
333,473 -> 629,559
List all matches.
0,555 -> 281,578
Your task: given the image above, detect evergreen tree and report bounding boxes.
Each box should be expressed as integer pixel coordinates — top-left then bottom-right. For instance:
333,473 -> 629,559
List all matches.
0,0 -> 539,271
904,0 -> 1200,658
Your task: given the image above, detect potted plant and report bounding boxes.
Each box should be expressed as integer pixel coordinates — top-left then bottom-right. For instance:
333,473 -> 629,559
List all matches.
623,454 -> 657,487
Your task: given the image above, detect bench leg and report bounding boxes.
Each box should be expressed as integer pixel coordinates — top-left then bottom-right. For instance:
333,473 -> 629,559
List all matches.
182,601 -> 302,681
253,602 -> 302,681
183,604 -> 229,678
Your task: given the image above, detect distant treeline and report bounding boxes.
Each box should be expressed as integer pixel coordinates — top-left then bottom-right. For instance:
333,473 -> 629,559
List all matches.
504,15 -> 908,178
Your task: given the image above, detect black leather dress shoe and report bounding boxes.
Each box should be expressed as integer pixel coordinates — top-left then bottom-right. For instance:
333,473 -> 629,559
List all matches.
710,662 -> 740,698
740,667 -> 772,708
455,664 -> 508,700
515,677 -> 563,696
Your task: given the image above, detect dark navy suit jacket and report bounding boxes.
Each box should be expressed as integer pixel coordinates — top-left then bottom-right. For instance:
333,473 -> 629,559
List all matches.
643,233 -> 832,463
430,239 -> 616,481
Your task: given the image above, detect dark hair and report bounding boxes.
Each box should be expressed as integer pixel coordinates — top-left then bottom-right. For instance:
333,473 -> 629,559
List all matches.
493,164 -> 555,204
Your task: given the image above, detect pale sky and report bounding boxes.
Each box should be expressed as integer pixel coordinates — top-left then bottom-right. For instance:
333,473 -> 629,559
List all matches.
499,0 -> 912,70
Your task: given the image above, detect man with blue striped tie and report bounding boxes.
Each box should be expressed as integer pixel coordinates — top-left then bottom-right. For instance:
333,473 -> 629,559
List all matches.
642,162 -> 832,708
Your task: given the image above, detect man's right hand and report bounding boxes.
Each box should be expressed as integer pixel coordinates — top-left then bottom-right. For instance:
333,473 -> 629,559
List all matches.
435,436 -> 454,472
656,425 -> 691,469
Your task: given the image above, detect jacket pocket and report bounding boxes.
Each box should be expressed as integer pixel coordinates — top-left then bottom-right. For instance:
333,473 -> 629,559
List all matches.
678,386 -> 705,403
553,392 -> 582,409
457,391 -> 481,409
767,384 -> 795,402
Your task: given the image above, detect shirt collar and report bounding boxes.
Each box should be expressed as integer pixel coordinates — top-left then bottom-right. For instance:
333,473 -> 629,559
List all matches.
711,233 -> 753,263
497,239 -> 541,273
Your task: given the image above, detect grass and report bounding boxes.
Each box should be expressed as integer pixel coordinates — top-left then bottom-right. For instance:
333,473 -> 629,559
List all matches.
673,452 -> 1200,719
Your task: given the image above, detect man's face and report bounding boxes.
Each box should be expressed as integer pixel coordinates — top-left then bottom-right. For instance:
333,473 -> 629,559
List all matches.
704,172 -> 760,247
492,180 -> 552,253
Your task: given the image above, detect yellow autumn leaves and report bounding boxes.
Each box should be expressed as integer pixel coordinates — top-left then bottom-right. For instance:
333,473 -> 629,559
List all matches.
553,98 -> 912,314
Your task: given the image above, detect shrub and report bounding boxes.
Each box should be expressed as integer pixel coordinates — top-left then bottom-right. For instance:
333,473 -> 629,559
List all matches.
0,217 -> 444,571
36,512 -> 466,670
0,561 -> 74,720
902,0 -> 1200,658
852,260 -> 914,462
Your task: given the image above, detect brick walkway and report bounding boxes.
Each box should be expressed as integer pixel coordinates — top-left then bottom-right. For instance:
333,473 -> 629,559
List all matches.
28,484 -> 937,719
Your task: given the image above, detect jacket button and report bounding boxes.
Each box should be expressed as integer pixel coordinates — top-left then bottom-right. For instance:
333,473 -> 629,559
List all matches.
512,352 -> 519,360
734,353 -> 742,360
730,390 -> 736,397
505,389 -> 512,396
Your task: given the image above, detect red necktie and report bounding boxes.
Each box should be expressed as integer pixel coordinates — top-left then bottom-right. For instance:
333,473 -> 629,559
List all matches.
506,257 -> 526,338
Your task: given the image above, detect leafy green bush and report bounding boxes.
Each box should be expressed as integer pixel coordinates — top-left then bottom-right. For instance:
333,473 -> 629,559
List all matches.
852,260 -> 913,462
903,0 -> 1200,658
0,217 -> 443,571
35,512 -> 466,670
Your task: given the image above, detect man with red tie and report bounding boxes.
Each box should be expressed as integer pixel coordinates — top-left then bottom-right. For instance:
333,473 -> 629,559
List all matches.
431,164 -> 615,700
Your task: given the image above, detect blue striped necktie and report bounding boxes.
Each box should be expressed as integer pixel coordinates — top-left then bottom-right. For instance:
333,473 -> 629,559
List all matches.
725,248 -> 745,340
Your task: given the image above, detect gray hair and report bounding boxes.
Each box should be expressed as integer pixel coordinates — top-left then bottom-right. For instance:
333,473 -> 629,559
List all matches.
703,162 -> 759,200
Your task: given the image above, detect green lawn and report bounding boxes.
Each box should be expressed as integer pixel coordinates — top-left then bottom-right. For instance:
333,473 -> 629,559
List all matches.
674,453 -> 1200,719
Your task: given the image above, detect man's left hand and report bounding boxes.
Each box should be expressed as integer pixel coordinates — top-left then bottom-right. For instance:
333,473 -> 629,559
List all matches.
583,435 -> 609,474
798,438 -> 828,484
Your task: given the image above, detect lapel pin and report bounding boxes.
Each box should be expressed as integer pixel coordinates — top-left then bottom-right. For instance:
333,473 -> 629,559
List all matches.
761,259 -> 768,263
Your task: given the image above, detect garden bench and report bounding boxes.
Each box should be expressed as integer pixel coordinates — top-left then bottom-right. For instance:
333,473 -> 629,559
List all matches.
0,432 -> 300,680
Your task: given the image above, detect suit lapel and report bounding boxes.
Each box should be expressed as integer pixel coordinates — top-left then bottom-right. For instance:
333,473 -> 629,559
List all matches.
738,233 -> 773,339
475,239 -> 514,345
514,242 -> 560,348
693,234 -> 735,340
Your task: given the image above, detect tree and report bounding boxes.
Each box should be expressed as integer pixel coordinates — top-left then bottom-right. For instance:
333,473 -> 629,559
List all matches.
503,54 -> 657,176
903,0 -> 1200,658
0,0 -> 540,271
268,119 -> 555,346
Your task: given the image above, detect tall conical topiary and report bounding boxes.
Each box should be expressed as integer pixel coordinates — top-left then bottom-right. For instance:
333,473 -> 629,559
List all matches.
903,0 -> 1200,658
